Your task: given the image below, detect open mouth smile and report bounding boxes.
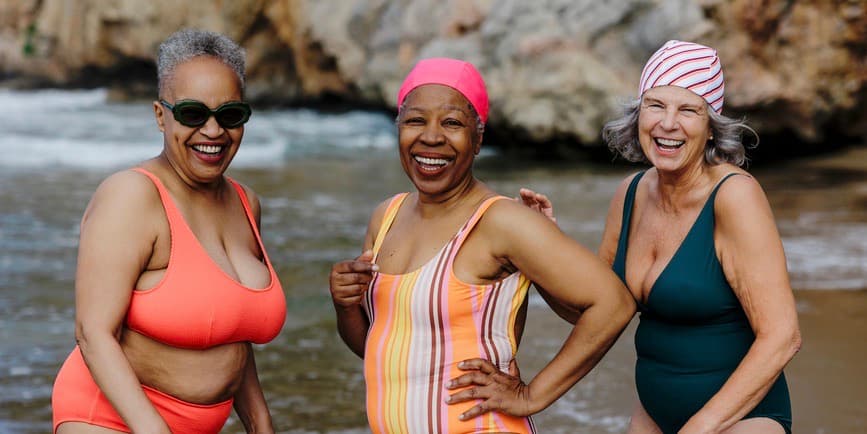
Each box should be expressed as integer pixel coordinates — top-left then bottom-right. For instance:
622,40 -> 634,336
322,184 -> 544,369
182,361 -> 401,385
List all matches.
655,138 -> 685,149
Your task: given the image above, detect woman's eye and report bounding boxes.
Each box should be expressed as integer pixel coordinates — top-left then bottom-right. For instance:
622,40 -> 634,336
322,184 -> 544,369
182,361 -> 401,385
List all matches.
403,117 -> 425,125
443,119 -> 464,127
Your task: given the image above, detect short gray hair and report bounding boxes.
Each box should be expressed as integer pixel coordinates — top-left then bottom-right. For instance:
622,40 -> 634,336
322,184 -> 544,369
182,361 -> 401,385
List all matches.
602,98 -> 757,167
157,29 -> 246,97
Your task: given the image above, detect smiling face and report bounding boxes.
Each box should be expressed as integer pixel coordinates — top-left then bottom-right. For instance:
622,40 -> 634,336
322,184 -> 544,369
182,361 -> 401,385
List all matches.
397,84 -> 481,199
638,85 -> 712,174
153,55 -> 244,185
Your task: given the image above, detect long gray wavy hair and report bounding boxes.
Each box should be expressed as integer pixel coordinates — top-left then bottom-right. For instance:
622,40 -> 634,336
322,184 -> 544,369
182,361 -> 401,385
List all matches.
602,98 -> 757,167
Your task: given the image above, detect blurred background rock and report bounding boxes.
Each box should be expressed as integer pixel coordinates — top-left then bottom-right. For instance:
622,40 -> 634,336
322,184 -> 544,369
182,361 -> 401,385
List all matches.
2,0 -> 865,158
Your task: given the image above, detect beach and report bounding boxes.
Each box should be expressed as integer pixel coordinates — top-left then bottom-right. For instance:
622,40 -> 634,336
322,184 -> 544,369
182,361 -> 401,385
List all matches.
0,89 -> 865,433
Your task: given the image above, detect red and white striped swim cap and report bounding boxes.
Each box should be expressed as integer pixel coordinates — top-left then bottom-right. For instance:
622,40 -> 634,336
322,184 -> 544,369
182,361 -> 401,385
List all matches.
639,40 -> 724,113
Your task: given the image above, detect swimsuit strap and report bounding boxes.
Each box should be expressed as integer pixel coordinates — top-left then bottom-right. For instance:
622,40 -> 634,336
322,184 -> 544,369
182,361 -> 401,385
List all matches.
371,193 -> 410,261
226,178 -> 275,270
615,171 -> 647,258
708,173 -> 743,204
450,196 -> 509,252
131,167 -> 183,240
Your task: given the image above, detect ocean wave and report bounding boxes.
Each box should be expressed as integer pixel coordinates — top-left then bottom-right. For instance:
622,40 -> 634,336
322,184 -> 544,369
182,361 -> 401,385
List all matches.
0,89 -> 396,169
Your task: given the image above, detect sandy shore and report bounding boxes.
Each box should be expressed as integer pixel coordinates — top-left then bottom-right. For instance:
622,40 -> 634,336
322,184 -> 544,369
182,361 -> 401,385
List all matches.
518,289 -> 867,434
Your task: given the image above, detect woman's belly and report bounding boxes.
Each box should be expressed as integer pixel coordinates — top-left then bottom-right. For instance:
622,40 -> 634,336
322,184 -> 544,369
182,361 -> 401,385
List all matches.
121,328 -> 249,404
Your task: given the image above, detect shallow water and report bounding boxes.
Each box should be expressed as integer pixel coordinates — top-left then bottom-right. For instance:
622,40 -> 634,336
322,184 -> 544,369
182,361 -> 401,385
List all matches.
0,89 -> 865,433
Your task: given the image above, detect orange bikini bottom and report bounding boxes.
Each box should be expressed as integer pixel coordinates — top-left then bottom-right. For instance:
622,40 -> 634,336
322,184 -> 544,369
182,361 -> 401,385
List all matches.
52,347 -> 233,434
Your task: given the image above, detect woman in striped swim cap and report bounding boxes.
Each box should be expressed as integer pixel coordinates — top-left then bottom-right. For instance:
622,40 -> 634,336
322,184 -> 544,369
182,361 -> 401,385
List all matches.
517,40 -> 799,434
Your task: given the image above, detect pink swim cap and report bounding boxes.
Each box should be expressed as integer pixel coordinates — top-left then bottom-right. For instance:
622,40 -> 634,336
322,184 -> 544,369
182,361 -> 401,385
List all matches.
397,57 -> 489,123
639,40 -> 724,114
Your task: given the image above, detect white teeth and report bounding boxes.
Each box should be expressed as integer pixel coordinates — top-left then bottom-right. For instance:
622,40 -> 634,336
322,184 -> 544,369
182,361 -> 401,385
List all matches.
192,145 -> 222,154
414,156 -> 448,166
656,138 -> 684,148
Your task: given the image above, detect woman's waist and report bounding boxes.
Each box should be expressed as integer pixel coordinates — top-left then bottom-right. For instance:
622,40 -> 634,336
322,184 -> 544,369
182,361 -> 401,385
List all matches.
120,329 -> 249,404
635,317 -> 755,371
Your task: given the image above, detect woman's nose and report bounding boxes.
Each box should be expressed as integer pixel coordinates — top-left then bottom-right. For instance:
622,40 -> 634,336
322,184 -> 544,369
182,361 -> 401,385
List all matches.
199,115 -> 225,138
659,108 -> 679,130
419,122 -> 445,146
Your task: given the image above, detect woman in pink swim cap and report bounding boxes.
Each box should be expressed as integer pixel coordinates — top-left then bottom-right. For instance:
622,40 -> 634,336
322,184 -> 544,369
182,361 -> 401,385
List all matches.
328,57 -> 635,433
522,40 -> 799,434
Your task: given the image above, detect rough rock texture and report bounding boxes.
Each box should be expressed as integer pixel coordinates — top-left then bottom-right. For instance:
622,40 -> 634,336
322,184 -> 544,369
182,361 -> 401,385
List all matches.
2,0 -> 865,149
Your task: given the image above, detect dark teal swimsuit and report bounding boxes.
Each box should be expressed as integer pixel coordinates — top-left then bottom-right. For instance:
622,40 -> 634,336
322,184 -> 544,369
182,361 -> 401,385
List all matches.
613,172 -> 792,434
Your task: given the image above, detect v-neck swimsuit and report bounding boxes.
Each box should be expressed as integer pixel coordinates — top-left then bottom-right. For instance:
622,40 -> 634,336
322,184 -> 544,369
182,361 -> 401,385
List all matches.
52,168 -> 286,433
362,193 -> 536,434
613,171 -> 791,434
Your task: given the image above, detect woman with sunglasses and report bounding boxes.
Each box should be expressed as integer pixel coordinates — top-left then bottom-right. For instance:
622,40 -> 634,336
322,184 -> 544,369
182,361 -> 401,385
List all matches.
329,58 -> 635,433
51,29 -> 285,434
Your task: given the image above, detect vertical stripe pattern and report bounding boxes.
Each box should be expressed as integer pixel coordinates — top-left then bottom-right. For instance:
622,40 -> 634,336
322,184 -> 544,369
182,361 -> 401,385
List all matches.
363,194 -> 535,434
638,40 -> 725,113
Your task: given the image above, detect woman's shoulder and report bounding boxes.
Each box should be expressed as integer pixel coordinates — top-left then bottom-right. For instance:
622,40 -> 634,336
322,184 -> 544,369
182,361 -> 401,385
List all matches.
711,166 -> 770,219
81,168 -> 163,226
93,168 -> 162,205
364,193 -> 410,242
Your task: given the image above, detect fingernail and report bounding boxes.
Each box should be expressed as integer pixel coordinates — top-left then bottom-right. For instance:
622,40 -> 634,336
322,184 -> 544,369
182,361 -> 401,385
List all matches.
458,414 -> 467,421
446,380 -> 454,388
458,361 -> 465,368
371,264 -> 379,271
444,396 -> 451,403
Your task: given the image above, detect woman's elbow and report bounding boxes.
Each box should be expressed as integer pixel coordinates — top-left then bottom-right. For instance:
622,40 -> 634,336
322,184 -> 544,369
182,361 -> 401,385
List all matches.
74,321 -> 118,354
785,326 -> 802,361
606,288 -> 637,329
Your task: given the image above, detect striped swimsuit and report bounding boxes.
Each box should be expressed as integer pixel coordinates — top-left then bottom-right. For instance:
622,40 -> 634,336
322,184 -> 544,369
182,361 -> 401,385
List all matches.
363,193 -> 536,434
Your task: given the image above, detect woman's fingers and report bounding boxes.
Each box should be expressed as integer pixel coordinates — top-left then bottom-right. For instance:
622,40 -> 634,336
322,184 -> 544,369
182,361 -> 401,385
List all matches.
457,358 -> 499,373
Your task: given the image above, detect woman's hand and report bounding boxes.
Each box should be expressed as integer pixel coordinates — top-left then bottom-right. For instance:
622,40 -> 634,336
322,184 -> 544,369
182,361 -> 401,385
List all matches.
330,250 -> 377,357
445,358 -> 535,420
329,250 -> 378,307
517,188 -> 556,224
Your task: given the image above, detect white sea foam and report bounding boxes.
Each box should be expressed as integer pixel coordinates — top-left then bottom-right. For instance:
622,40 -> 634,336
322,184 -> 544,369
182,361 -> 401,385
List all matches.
0,88 -> 396,169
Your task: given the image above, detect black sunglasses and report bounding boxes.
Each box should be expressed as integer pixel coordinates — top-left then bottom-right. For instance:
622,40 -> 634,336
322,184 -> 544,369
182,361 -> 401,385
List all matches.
159,99 -> 252,129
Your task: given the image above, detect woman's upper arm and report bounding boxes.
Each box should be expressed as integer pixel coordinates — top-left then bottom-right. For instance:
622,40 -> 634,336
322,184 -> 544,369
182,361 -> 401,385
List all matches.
486,200 -> 630,311
598,173 -> 638,266
75,171 -> 161,335
715,176 -> 798,337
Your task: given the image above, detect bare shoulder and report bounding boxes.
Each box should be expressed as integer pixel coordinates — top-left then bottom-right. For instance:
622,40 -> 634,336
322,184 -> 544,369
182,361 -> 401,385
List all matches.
712,169 -> 778,240
81,169 -> 164,241
369,195 -> 398,229
479,196 -> 557,235
363,195 -> 402,250
714,170 -> 769,214
611,171 -> 645,208
234,180 -> 262,217
88,169 -> 161,215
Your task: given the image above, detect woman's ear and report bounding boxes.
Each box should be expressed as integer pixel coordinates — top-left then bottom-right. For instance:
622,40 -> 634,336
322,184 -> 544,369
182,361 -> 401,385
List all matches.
153,100 -> 166,132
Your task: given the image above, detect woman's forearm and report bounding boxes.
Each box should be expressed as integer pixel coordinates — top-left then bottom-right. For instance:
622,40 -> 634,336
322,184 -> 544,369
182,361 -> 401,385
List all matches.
234,346 -> 275,434
686,328 -> 801,432
525,297 -> 634,413
334,304 -> 369,358
77,329 -> 170,434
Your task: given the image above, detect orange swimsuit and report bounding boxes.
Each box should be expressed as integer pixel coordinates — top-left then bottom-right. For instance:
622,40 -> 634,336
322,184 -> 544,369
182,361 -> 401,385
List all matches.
52,168 -> 286,433
363,194 -> 536,434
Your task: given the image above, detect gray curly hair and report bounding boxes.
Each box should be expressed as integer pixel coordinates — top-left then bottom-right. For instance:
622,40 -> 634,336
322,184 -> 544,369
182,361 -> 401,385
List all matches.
157,29 -> 246,97
602,98 -> 757,167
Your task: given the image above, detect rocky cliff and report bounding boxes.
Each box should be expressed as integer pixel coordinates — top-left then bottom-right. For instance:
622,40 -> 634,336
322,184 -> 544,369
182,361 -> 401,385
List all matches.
2,0 -> 865,152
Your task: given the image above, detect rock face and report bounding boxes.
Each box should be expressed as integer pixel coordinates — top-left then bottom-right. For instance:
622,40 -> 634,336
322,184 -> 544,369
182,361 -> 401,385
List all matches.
2,0 -> 865,150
